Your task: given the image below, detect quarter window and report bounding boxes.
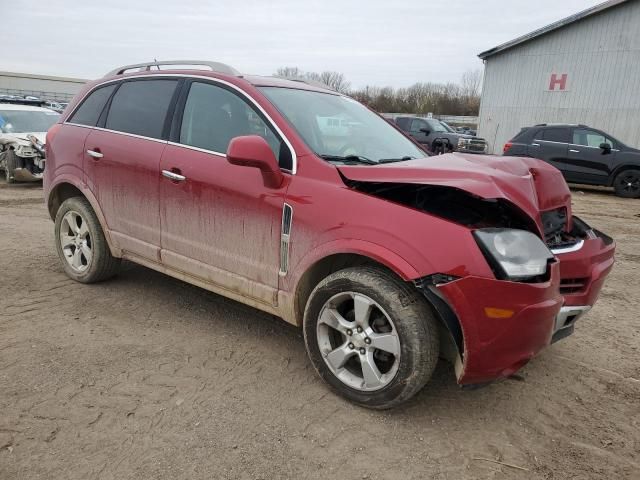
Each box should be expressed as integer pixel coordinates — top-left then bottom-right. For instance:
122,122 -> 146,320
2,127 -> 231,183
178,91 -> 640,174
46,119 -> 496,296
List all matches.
179,82 -> 289,168
68,84 -> 117,127
105,80 -> 178,139
573,129 -> 613,148
541,128 -> 570,143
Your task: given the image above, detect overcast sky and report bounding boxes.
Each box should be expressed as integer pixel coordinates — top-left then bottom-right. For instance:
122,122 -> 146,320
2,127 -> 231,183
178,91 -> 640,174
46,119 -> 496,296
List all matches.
5,0 -> 603,88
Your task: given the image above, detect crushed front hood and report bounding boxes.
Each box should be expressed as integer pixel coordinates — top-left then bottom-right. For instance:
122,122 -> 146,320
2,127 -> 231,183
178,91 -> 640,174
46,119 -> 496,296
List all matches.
338,153 -> 572,231
0,131 -> 47,146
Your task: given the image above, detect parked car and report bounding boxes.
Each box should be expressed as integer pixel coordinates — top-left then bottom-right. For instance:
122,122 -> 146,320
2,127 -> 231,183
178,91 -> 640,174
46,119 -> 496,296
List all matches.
44,60 -> 615,408
503,123 -> 640,198
44,100 -> 66,113
393,116 -> 487,154
0,100 -> 59,183
456,126 -> 477,136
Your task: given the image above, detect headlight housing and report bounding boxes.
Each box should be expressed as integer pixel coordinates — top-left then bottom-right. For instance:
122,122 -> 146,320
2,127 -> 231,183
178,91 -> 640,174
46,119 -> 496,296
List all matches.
474,228 -> 553,281
457,138 -> 470,148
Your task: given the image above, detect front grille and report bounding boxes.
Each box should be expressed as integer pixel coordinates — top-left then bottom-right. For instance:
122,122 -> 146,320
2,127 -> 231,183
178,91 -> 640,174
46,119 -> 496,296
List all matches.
560,277 -> 588,294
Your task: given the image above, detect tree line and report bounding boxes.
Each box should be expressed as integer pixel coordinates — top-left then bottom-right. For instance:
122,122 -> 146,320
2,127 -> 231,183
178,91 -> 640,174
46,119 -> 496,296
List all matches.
274,67 -> 482,116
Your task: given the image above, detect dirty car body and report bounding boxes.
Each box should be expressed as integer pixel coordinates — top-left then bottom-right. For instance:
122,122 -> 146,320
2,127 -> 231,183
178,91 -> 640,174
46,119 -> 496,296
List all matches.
0,103 -> 59,182
43,61 -> 615,408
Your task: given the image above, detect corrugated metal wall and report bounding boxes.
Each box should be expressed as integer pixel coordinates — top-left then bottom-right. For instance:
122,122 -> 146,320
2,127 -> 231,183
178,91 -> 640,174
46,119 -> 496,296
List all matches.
478,0 -> 640,154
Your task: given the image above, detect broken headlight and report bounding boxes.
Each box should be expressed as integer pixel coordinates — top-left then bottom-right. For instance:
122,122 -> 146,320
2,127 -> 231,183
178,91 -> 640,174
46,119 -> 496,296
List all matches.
474,228 -> 553,281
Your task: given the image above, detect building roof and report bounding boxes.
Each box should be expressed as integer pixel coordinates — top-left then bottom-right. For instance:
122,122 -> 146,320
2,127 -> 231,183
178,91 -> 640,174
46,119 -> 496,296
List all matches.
0,71 -> 88,84
478,0 -> 631,59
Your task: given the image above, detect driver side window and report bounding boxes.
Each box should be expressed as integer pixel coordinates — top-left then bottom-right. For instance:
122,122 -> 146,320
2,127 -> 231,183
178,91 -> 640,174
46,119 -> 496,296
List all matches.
179,82 -> 292,169
410,119 -> 426,133
573,129 -> 613,148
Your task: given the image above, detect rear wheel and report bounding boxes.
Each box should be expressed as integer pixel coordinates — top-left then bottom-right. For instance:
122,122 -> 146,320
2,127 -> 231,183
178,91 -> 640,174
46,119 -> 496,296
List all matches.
54,197 -> 120,283
613,169 -> 640,198
303,267 -> 439,409
4,150 -> 18,184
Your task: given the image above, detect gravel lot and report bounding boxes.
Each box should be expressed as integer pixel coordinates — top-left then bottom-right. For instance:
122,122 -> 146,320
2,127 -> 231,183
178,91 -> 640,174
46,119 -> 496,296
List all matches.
0,181 -> 638,479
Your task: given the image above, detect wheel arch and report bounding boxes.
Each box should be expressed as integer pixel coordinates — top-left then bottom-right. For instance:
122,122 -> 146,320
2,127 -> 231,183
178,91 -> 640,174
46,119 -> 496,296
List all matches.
608,164 -> 640,186
47,179 -> 120,257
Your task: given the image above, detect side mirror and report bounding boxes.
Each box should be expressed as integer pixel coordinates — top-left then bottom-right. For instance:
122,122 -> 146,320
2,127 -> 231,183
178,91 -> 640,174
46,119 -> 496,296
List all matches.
419,128 -> 431,135
227,135 -> 284,189
599,142 -> 612,153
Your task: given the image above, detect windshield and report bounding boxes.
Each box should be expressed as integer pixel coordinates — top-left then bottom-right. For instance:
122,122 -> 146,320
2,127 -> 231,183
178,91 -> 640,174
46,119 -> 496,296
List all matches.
0,109 -> 60,134
440,121 -> 456,133
259,87 -> 425,164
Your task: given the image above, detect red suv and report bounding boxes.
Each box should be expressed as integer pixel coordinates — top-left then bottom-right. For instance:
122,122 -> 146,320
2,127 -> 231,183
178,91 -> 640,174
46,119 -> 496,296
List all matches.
44,61 -> 615,408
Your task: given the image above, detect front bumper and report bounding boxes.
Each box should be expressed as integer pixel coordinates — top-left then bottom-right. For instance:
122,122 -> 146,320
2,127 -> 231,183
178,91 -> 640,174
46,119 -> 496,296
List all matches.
431,225 -> 615,385
13,167 -> 43,182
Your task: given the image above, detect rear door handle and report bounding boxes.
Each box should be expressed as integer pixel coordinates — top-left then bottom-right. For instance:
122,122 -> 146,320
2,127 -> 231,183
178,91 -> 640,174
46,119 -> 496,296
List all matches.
162,169 -> 186,182
87,149 -> 103,159
531,143 -> 540,147
569,149 -> 580,153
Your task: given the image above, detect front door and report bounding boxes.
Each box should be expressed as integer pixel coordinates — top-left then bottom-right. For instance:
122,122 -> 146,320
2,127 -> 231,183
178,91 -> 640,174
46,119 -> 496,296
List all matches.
159,80 -> 291,306
565,128 -> 616,184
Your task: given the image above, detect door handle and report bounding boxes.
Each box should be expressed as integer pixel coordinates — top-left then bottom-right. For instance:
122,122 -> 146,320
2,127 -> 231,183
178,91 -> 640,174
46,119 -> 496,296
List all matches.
87,149 -> 103,159
162,169 -> 186,182
531,143 -> 540,147
569,149 -> 580,153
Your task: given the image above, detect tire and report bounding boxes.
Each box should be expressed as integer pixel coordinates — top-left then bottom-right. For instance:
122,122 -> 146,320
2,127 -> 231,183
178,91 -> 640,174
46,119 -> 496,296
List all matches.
613,169 -> 640,198
54,197 -> 120,283
303,267 -> 439,409
4,150 -> 18,184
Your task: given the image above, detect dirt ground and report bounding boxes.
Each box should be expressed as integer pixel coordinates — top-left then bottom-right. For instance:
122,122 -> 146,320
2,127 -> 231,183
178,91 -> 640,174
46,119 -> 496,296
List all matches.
0,181 -> 638,480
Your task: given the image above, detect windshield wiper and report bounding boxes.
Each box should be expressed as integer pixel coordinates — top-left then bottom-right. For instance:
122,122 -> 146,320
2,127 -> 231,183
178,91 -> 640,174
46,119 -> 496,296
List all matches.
377,156 -> 416,164
319,154 -> 378,165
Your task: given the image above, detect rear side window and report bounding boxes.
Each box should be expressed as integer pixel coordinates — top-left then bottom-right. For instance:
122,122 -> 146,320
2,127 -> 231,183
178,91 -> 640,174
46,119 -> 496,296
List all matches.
68,84 -> 117,127
511,127 -> 536,143
541,128 -> 570,143
105,80 -> 178,139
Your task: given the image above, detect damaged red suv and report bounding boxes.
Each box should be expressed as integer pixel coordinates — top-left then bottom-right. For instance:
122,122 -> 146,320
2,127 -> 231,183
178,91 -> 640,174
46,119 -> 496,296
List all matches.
44,61 -> 615,408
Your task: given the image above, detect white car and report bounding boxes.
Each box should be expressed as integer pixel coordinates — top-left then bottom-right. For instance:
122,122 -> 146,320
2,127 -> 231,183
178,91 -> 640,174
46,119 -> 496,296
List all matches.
0,103 -> 60,183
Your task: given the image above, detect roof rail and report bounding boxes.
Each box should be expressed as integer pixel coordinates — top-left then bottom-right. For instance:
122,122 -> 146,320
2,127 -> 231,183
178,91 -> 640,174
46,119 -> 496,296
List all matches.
104,60 -> 240,77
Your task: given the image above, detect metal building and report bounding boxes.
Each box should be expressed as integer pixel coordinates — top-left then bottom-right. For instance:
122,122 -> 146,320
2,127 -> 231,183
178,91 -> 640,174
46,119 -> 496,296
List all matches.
477,0 -> 640,154
0,71 -> 88,102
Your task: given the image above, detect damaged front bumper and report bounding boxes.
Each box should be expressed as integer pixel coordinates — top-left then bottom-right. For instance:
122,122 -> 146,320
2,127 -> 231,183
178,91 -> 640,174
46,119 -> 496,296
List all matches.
418,221 -> 615,386
12,167 -> 44,182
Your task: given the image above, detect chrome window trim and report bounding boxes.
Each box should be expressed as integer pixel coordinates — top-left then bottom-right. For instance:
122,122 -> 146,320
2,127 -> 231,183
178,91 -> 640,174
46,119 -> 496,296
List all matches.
63,73 -> 297,174
551,239 -> 584,255
167,141 -> 226,158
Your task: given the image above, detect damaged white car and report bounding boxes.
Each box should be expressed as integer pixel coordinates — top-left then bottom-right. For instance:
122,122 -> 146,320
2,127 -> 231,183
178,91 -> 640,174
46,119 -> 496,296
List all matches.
0,102 -> 60,183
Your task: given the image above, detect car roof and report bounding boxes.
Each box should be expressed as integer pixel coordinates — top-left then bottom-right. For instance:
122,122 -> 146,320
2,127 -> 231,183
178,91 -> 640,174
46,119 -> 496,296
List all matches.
0,103 -> 59,113
100,69 -> 340,95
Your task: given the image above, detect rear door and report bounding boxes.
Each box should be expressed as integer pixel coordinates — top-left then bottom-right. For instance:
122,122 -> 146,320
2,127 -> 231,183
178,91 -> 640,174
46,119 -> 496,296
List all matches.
529,127 -> 570,175
159,80 -> 291,306
84,78 -> 180,260
566,128 -> 617,184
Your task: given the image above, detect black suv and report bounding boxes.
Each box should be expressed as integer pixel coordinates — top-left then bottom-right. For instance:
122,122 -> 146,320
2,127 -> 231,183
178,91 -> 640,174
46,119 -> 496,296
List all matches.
504,124 -> 640,198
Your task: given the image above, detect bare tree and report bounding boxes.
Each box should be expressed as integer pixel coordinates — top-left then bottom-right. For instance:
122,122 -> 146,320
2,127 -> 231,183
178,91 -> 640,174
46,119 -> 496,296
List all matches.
273,67 -> 351,93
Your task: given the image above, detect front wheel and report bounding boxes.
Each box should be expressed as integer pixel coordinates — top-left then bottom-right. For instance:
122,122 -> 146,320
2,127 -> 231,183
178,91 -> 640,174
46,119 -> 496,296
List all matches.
613,169 -> 640,198
4,150 -> 18,184
303,267 -> 439,409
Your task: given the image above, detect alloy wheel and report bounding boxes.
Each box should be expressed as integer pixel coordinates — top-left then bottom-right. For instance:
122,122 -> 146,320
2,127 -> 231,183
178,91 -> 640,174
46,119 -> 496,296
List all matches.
59,211 -> 93,273
316,292 -> 401,392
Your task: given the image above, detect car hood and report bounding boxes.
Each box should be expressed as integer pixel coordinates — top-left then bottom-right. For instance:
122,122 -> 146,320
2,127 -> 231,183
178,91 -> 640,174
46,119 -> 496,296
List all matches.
0,131 -> 46,146
338,153 -> 571,232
